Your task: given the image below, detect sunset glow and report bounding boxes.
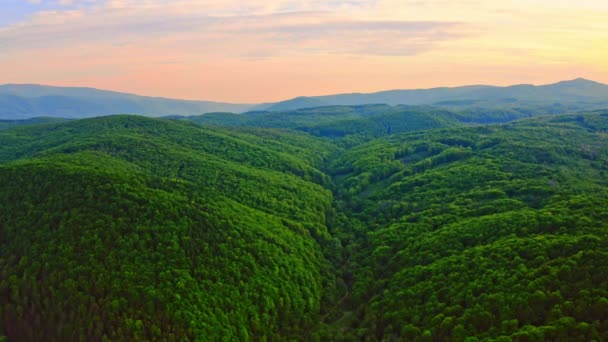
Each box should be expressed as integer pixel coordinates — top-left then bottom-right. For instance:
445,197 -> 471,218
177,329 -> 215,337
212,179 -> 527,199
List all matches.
2,0 -> 607,102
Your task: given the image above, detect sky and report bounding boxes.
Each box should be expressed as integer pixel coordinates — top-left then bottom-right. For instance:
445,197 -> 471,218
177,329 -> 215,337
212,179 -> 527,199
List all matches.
0,0 -> 607,103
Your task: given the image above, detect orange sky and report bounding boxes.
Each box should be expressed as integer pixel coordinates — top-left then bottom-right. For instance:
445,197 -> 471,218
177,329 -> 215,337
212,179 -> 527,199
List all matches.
1,0 -> 607,103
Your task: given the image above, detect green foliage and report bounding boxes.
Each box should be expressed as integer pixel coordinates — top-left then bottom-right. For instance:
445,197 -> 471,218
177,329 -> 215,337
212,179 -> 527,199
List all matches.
328,114 -> 608,340
183,104 -> 461,145
2,111 -> 608,340
0,115 -> 337,341
0,117 -> 69,130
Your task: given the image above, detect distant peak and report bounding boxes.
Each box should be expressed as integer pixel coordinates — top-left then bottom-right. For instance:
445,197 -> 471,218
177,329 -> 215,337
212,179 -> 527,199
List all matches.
571,77 -> 593,83
557,78 -> 603,86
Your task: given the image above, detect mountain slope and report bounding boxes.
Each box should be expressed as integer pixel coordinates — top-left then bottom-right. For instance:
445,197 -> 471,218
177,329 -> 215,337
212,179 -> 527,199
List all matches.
0,84 -> 254,119
0,116 -> 339,340
184,104 -> 461,144
326,113 -> 608,340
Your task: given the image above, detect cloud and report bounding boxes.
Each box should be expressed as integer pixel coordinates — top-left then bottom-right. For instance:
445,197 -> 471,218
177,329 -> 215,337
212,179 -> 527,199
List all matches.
97,0 -> 376,15
2,0 -> 607,102
23,0 -> 102,6
0,2 -> 465,59
253,19 -> 463,56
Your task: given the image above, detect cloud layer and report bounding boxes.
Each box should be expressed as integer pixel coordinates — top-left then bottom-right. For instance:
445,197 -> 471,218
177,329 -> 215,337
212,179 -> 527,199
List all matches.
3,1 -> 462,57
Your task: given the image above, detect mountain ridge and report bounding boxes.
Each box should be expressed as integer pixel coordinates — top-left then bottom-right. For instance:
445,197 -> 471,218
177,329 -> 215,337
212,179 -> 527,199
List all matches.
259,78 -> 608,111
1,78 -> 607,119
0,84 -> 256,119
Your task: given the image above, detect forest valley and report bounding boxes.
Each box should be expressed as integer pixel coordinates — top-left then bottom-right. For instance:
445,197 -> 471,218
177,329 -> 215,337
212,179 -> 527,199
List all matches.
1,105 -> 607,341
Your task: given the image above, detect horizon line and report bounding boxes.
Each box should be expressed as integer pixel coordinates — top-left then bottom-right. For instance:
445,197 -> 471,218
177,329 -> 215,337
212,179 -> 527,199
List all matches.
0,77 -> 603,105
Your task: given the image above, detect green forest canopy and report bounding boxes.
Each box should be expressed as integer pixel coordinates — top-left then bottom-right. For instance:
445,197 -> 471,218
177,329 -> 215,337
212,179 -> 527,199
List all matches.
1,110 -> 607,340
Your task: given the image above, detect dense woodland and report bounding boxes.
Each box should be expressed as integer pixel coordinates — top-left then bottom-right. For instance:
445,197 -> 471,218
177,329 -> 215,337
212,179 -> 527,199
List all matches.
324,114 -> 608,340
0,106 -> 607,341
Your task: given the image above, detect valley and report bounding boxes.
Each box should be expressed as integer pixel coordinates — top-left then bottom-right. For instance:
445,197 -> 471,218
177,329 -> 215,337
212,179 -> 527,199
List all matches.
1,108 -> 607,340
3,0 -> 608,340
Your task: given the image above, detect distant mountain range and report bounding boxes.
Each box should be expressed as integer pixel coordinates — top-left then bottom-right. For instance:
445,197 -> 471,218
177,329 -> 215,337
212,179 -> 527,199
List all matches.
1,78 -> 607,119
257,78 -> 608,111
0,84 -> 254,119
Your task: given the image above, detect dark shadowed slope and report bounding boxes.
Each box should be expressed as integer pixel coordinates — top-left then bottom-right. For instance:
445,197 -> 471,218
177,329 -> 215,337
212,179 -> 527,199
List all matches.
0,117 -> 70,130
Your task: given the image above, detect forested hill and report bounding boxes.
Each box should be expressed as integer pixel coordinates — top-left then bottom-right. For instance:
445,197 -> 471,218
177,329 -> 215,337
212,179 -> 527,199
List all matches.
1,111 -> 608,340
181,103 -> 603,140
182,105 -> 461,144
325,113 -> 608,340
0,115 -> 340,340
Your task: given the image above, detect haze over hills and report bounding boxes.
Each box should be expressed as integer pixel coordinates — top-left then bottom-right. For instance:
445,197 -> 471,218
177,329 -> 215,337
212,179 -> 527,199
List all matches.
258,78 -> 608,112
0,84 -> 255,120
1,78 -> 608,120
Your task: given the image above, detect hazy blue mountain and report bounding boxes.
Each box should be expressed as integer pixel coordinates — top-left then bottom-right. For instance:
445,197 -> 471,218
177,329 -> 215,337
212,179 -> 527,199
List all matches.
2,79 -> 607,120
259,78 -> 608,111
0,84 -> 255,119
